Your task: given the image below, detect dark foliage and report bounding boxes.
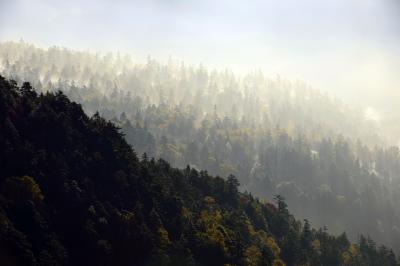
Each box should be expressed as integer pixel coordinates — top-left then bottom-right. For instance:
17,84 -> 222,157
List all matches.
0,76 -> 397,265
3,42 -> 400,251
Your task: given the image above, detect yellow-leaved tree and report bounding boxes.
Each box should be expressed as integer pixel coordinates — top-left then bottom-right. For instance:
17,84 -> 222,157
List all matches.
2,175 -> 44,203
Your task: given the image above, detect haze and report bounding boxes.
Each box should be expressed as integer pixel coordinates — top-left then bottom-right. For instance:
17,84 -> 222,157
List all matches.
1,0 -> 399,143
3,1 -> 400,260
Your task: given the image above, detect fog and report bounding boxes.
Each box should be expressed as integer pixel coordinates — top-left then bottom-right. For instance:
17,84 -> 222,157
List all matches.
3,0 -> 400,257
0,0 -> 399,144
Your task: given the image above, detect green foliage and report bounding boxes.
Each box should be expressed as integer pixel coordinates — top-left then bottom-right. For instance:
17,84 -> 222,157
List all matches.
2,41 -> 400,253
0,77 -> 398,265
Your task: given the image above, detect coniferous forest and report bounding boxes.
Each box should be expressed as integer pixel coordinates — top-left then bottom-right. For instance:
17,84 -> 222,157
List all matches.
1,1 -> 400,265
1,42 -> 400,256
0,75 -> 399,265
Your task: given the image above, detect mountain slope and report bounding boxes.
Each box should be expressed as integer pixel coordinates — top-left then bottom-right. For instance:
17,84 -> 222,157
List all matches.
0,76 -> 398,265
0,41 -> 383,145
1,42 -> 400,251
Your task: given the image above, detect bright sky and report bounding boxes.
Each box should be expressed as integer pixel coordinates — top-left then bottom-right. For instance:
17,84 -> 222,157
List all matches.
0,0 -> 399,129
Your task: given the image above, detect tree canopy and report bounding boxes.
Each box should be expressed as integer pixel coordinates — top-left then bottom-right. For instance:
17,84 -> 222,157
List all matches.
0,76 -> 398,265
1,42 -> 399,251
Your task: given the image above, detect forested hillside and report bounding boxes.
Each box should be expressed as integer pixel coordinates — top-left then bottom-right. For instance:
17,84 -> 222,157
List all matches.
0,41 -> 383,145
0,76 -> 398,265
1,41 -> 400,252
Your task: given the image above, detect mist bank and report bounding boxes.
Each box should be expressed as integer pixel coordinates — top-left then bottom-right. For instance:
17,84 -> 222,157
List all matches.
1,0 -> 399,145
2,41 -> 400,252
0,40 -> 398,146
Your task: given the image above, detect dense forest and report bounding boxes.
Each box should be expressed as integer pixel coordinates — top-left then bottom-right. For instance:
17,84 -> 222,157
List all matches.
1,41 -> 400,253
1,76 -> 399,265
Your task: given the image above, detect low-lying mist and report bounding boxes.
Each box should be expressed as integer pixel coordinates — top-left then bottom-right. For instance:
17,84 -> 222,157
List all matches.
1,0 -> 399,144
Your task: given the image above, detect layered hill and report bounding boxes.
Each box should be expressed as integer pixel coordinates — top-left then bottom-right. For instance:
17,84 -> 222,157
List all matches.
0,76 -> 398,265
1,42 -> 400,251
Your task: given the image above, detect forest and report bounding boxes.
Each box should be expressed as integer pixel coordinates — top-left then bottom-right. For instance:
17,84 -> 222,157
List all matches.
1,41 -> 400,255
0,75 -> 399,265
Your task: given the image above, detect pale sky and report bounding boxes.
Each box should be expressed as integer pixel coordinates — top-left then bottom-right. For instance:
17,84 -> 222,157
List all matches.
0,0 -> 399,124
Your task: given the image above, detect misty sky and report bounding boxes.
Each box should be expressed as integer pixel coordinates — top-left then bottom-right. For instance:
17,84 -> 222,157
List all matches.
0,0 -> 399,119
